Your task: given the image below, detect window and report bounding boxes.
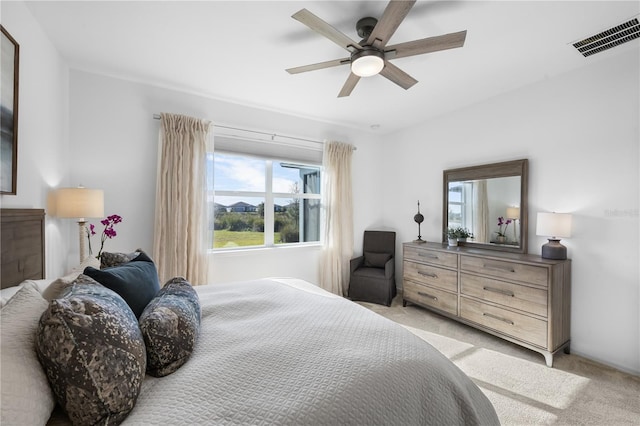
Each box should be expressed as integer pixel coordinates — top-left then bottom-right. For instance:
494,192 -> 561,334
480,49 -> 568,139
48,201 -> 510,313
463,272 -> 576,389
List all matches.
207,151 -> 321,249
448,181 -> 474,229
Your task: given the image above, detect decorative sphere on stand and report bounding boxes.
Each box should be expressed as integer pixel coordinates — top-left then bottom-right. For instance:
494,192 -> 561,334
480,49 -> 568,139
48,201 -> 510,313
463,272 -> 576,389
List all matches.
414,201 -> 426,244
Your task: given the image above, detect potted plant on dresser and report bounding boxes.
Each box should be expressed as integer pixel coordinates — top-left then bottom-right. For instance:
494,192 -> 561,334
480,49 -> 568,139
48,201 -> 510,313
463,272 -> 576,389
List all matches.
446,227 -> 459,246
455,227 -> 473,243
445,227 -> 472,246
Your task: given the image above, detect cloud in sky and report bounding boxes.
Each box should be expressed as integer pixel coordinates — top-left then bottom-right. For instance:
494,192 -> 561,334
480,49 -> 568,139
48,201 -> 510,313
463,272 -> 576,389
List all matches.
214,153 -> 299,193
214,153 -> 265,191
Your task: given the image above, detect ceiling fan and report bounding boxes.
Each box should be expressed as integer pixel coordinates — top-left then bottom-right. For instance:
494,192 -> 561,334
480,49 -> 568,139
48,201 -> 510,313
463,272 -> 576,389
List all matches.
285,0 -> 467,97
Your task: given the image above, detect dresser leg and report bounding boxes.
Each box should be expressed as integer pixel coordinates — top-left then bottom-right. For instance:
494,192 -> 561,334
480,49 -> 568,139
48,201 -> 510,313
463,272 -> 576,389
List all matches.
402,299 -> 407,307
543,352 -> 554,368
563,344 -> 571,355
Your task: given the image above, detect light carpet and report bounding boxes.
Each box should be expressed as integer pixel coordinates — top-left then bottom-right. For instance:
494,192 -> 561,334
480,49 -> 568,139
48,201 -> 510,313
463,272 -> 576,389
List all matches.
359,295 -> 640,425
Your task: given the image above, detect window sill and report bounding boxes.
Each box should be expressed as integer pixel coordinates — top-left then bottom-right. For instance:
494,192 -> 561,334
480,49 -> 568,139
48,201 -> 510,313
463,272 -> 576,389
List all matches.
209,243 -> 322,257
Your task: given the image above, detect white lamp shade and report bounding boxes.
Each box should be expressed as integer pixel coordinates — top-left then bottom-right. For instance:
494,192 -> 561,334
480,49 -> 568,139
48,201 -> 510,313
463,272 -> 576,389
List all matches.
351,55 -> 384,77
506,207 -> 520,219
536,212 -> 572,238
54,187 -> 104,219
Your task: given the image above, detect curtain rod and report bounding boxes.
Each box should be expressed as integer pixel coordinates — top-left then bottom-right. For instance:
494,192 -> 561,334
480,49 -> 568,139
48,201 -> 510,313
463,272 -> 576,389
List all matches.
153,113 -> 353,148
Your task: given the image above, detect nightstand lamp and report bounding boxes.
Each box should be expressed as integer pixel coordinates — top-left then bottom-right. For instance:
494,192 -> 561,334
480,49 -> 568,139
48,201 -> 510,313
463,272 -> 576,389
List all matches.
536,212 -> 572,260
506,206 -> 520,243
53,186 -> 104,262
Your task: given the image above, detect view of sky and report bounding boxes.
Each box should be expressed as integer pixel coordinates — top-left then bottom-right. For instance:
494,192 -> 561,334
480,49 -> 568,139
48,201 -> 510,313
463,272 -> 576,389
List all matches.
210,152 -> 303,206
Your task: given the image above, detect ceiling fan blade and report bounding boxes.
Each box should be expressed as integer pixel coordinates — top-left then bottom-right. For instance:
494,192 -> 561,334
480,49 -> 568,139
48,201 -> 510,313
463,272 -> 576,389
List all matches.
338,73 -> 361,98
366,0 -> 416,48
386,30 -> 467,59
292,9 -> 362,52
286,57 -> 350,74
380,61 -> 418,90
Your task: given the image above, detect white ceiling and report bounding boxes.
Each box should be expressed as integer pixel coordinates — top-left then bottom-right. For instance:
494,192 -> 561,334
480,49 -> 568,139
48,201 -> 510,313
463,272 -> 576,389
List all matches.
26,1 -> 640,134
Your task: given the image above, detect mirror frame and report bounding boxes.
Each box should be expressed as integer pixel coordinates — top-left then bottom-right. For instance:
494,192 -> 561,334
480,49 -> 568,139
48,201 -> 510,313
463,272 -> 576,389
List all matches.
442,159 -> 529,254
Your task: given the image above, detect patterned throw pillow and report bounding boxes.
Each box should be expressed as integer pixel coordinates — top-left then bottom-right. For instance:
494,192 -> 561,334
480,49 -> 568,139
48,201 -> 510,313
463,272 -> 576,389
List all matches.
139,277 -> 201,377
35,275 -> 146,425
99,249 -> 146,269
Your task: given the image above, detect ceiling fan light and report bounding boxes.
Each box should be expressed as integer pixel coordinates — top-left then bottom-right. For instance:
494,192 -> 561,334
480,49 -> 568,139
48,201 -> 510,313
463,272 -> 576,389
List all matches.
351,50 -> 384,77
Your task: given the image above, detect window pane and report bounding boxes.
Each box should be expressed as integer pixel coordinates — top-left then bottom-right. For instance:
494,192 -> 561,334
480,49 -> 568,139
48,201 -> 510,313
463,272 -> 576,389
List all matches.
274,162 -> 320,195
302,198 -> 320,242
214,152 -> 265,191
212,196 -> 265,248
448,204 -> 462,228
274,197 -> 299,244
274,196 -> 320,245
449,182 -> 462,203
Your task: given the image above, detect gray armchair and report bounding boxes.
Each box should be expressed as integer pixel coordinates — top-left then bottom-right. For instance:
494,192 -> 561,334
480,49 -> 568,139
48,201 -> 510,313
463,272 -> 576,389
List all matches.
348,231 -> 396,306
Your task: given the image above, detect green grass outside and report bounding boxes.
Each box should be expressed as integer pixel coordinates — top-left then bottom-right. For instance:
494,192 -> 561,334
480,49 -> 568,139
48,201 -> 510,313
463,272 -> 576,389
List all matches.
212,230 -> 283,248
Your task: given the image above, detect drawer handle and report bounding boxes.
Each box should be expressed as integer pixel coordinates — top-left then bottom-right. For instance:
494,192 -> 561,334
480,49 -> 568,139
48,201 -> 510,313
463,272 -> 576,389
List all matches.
483,313 -> 514,325
483,263 -> 516,273
418,271 -> 438,278
418,253 -> 439,259
483,286 -> 515,297
418,291 -> 438,301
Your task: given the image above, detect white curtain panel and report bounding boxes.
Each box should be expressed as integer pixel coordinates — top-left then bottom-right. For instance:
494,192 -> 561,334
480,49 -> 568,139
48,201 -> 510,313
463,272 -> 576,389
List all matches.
319,141 -> 354,296
154,113 -> 211,286
473,180 -> 490,243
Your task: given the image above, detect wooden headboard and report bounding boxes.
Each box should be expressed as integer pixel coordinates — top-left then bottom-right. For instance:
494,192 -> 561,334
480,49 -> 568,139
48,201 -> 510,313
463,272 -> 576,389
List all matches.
1,208 -> 46,289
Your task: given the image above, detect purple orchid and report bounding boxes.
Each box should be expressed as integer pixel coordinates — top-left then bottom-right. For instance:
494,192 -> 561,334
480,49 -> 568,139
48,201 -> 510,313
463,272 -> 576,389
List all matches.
88,214 -> 123,259
496,216 -> 512,237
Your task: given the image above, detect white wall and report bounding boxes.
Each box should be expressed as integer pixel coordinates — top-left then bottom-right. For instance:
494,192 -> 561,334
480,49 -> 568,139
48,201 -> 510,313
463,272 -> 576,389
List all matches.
68,70 -> 385,285
381,47 -> 639,375
0,1 -> 71,279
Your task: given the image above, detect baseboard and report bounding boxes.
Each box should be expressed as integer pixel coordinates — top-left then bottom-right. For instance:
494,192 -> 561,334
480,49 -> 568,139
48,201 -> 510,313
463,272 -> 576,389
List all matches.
570,349 -> 640,377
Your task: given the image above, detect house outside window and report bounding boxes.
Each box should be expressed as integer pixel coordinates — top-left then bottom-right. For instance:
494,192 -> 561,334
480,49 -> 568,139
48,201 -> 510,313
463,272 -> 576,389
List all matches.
207,151 -> 321,249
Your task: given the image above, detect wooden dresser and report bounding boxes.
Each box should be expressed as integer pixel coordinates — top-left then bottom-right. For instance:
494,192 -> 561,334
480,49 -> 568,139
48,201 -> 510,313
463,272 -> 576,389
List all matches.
402,241 -> 571,367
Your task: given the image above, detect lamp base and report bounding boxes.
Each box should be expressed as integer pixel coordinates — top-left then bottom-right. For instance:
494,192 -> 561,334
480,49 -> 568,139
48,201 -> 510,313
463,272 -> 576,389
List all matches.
78,220 -> 88,263
413,238 -> 426,244
541,239 -> 567,260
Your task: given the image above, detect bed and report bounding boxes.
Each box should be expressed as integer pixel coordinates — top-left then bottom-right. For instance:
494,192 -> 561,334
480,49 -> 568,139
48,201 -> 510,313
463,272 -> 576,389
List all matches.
0,209 -> 499,426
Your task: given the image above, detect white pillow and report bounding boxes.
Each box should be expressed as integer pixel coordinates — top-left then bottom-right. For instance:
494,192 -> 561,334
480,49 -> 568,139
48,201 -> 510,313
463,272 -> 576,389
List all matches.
36,257 -> 102,301
0,286 -> 20,308
41,275 -> 77,301
1,279 -> 56,308
0,284 -> 55,425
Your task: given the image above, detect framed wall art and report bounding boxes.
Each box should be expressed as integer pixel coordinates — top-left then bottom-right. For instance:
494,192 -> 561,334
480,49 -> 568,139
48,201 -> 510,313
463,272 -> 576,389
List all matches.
1,25 -> 19,195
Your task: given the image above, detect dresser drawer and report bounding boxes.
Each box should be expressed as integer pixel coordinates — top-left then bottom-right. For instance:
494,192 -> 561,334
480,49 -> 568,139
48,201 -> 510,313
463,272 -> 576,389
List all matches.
404,246 -> 458,269
461,273 -> 548,317
460,256 -> 548,287
404,261 -> 457,292
404,280 -> 458,316
460,297 -> 547,348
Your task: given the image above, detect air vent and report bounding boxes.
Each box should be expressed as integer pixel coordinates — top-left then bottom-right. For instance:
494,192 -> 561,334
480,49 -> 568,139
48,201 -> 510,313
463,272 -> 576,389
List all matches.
572,17 -> 639,57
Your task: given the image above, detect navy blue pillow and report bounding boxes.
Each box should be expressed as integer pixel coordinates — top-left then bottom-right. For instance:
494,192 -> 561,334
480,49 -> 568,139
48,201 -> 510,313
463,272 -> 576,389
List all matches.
84,256 -> 160,318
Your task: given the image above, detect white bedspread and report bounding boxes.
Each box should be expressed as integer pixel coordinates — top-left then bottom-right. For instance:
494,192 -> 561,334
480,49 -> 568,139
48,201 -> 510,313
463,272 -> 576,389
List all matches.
49,278 -> 499,425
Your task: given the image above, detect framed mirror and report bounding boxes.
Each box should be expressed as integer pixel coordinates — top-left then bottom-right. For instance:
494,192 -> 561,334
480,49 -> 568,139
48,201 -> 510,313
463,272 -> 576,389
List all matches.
442,159 -> 528,254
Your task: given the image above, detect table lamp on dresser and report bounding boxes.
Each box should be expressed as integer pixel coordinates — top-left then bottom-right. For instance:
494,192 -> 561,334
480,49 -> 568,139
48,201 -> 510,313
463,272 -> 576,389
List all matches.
536,212 -> 572,260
